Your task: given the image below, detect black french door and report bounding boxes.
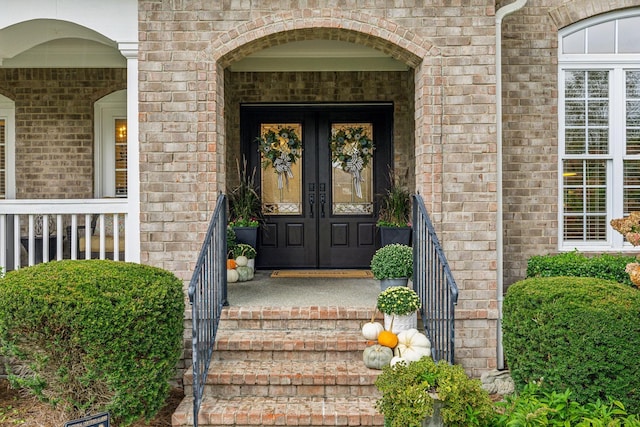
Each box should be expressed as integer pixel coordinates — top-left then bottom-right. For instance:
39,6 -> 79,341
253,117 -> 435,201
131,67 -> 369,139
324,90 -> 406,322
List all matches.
241,104 -> 393,269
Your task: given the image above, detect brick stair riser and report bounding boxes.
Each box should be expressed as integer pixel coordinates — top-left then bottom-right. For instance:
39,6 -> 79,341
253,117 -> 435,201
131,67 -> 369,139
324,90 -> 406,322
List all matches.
203,383 -> 381,397
211,348 -> 365,362
221,318 -> 371,330
172,396 -> 385,427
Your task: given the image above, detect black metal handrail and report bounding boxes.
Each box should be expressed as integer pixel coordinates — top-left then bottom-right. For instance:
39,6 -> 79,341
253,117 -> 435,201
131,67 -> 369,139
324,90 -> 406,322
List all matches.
188,194 -> 228,427
412,194 -> 459,363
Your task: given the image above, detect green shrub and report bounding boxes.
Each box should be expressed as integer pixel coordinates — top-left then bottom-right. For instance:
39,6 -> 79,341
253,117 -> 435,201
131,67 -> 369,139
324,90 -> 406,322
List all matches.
375,357 -> 496,427
527,251 -> 637,286
502,276 -> 640,414
496,381 -> 640,426
0,260 -> 185,426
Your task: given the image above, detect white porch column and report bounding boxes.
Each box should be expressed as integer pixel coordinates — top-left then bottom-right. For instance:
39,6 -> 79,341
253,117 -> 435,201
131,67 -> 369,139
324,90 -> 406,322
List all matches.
119,42 -> 140,263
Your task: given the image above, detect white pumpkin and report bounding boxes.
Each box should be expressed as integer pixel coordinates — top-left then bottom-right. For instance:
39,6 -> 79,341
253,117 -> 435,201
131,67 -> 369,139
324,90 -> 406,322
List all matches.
362,321 -> 384,341
390,355 -> 407,367
235,255 -> 249,267
393,328 -> 431,362
227,269 -> 239,283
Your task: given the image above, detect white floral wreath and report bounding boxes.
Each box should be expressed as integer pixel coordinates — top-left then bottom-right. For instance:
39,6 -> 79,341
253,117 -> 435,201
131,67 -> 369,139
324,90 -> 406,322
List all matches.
257,126 -> 302,189
330,126 -> 374,198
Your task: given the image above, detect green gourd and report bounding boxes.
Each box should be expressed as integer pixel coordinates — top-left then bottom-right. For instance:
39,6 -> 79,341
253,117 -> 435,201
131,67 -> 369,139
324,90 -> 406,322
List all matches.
236,266 -> 254,282
363,344 -> 393,370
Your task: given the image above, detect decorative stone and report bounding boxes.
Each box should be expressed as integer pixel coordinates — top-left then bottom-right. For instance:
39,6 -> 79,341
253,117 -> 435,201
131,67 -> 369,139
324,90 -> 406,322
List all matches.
480,369 -> 515,395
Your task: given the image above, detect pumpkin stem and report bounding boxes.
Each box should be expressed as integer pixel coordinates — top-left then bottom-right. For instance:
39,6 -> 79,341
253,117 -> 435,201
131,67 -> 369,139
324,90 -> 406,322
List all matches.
388,315 -> 394,332
370,308 -> 377,323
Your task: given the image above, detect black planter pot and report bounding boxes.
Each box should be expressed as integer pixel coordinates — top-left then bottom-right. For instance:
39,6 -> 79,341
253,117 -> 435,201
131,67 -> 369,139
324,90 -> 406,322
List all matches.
233,226 -> 258,248
20,236 -> 57,264
379,226 -> 411,246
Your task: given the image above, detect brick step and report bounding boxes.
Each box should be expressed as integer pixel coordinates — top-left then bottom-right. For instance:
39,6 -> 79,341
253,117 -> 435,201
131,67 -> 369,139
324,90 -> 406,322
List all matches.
183,359 -> 382,397
172,395 -> 385,427
219,306 -> 378,331
212,329 -> 368,361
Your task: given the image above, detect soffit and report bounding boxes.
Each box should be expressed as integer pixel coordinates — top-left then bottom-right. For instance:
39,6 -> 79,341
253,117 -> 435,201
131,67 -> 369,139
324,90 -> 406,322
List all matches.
228,39 -> 409,72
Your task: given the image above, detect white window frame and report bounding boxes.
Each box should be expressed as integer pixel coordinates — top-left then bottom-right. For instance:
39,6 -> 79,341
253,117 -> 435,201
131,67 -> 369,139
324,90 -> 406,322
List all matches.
94,90 -> 127,198
558,10 -> 640,251
0,95 -> 16,200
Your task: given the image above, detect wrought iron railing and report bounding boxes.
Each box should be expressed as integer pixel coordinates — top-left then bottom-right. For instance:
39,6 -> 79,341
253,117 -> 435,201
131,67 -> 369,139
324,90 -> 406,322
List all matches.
187,194 -> 228,427
412,194 -> 459,364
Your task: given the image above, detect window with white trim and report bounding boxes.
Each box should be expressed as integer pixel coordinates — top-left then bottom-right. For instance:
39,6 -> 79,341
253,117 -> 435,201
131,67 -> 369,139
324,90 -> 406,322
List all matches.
95,90 -> 127,198
559,10 -> 640,250
0,95 -> 15,200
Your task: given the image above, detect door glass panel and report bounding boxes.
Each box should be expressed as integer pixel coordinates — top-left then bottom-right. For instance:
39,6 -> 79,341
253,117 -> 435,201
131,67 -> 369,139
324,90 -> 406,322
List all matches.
259,123 -> 303,215
330,123 -> 374,215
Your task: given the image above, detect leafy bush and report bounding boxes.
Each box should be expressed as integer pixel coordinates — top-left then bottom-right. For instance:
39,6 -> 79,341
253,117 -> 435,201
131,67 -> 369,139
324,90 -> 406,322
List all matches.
496,381 -> 640,426
370,243 -> 413,280
502,276 -> 640,414
527,251 -> 637,286
375,357 -> 496,427
0,260 -> 184,425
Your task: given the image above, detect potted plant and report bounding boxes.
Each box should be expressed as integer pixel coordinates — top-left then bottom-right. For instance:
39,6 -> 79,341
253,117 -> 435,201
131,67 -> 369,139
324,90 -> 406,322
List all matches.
376,285 -> 420,333
610,212 -> 640,286
377,170 -> 412,246
375,356 -> 496,427
371,243 -> 413,289
228,157 -> 262,248
232,243 -> 257,271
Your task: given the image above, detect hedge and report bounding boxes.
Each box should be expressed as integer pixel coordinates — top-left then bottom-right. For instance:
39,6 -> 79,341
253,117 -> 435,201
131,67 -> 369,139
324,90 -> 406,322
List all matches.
526,251 -> 637,286
502,276 -> 640,414
0,260 -> 185,426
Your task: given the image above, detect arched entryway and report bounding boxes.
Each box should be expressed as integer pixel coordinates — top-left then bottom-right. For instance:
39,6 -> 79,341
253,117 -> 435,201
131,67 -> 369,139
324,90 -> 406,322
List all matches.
210,11 -> 442,269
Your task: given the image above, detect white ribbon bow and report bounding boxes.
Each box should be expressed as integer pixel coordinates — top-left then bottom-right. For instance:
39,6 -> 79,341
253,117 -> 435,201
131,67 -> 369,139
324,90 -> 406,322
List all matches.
273,151 -> 294,189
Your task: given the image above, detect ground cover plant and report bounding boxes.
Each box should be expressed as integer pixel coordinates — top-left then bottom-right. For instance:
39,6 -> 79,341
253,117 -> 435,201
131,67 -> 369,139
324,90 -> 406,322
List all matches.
496,381 -> 640,426
0,260 -> 185,426
502,276 -> 640,414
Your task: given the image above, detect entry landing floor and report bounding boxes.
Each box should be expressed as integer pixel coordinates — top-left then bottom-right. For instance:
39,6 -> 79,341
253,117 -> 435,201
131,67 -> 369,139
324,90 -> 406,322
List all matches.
227,270 -> 380,307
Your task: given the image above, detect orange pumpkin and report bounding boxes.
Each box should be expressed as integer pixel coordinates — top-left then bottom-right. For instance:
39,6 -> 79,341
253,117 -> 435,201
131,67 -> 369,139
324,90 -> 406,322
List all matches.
378,330 -> 398,349
227,259 -> 237,270
377,316 -> 398,348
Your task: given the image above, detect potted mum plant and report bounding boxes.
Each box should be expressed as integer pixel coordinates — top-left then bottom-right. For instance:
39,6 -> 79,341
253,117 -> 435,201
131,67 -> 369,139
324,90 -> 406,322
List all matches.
370,243 -> 413,290
375,356 -> 496,427
232,243 -> 257,272
377,170 -> 412,246
377,285 -> 420,333
228,157 -> 262,248
611,212 -> 640,287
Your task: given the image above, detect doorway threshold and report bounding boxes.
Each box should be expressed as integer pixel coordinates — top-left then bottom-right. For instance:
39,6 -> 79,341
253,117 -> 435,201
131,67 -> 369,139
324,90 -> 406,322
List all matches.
270,270 -> 374,279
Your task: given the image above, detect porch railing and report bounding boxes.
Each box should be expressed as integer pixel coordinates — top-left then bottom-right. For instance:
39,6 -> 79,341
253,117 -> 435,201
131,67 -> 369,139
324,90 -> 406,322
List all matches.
0,199 -> 130,271
412,194 -> 459,364
188,194 -> 228,427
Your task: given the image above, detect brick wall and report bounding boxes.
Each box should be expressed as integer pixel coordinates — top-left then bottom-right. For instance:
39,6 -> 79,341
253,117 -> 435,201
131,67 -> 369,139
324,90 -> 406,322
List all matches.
0,68 -> 126,199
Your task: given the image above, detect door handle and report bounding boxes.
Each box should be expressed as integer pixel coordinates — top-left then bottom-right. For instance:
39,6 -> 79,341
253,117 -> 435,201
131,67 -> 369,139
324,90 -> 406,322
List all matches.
308,183 -> 316,218
320,194 -> 326,218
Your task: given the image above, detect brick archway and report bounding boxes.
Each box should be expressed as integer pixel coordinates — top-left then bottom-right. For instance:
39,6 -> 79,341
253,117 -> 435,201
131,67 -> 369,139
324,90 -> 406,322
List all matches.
204,8 -> 444,210
549,1 -> 639,29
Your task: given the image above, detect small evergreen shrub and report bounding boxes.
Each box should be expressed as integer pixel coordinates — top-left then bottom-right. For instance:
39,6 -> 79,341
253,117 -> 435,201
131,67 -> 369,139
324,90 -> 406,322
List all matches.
502,276 -> 640,414
526,251 -> 637,286
0,260 -> 185,426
